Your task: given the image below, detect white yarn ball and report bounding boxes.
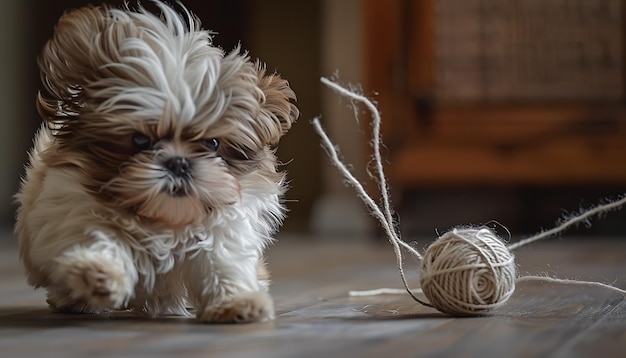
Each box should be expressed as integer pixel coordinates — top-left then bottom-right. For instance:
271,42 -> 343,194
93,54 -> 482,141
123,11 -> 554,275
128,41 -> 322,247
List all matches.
419,227 -> 517,315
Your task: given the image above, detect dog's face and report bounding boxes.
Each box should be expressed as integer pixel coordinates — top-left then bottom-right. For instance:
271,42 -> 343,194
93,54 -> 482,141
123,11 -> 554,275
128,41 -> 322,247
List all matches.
36,2 -> 298,227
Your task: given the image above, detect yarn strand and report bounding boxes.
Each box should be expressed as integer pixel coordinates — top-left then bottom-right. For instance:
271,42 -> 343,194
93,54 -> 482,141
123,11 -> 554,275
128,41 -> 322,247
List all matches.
311,117 -> 418,258
312,77 -> 428,306
508,195 -> 626,250
516,276 -> 626,295
349,288 -> 424,297
319,77 -> 399,250
312,117 -> 429,308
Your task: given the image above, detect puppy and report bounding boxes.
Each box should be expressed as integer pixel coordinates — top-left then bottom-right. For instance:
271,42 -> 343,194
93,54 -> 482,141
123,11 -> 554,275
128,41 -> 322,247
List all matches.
15,1 -> 298,323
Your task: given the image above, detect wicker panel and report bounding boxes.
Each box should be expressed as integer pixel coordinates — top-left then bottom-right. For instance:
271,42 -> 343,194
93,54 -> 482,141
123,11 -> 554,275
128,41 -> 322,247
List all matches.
435,0 -> 623,101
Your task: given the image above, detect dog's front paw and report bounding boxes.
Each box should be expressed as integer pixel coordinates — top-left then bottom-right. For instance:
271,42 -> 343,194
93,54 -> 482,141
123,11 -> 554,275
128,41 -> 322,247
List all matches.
198,291 -> 275,323
50,255 -> 131,312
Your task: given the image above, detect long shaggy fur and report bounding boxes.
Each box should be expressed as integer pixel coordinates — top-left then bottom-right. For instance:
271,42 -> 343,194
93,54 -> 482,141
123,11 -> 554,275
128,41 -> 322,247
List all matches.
15,1 -> 298,323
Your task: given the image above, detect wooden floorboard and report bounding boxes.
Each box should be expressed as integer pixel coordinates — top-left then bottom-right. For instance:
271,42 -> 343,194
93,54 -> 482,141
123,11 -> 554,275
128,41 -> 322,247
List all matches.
0,231 -> 625,357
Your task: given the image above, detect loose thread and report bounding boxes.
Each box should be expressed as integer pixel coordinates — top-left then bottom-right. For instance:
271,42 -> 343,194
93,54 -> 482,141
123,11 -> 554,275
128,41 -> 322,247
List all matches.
312,117 -> 429,308
319,77 -> 398,245
315,77 -> 428,306
508,195 -> 626,250
516,276 -> 626,295
316,78 -> 422,260
349,288 -> 424,297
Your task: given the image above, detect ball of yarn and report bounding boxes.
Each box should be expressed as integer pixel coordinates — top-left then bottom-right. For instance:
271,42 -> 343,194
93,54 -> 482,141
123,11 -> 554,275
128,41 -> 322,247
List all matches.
419,227 -> 517,315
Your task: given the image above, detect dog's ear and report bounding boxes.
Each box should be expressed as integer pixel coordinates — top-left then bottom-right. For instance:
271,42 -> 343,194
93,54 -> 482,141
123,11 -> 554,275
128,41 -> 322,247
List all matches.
37,5 -> 117,123
254,63 -> 299,146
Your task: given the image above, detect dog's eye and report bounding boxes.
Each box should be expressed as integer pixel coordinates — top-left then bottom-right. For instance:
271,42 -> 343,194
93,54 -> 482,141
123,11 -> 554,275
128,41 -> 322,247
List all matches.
201,138 -> 219,152
132,132 -> 152,151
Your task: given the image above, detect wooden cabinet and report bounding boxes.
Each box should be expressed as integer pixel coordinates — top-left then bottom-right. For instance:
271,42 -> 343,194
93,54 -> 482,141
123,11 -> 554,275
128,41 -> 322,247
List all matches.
365,0 -> 626,187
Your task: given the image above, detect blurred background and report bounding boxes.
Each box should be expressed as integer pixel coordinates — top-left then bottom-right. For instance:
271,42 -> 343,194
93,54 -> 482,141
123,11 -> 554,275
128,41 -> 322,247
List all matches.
1,0 -> 625,241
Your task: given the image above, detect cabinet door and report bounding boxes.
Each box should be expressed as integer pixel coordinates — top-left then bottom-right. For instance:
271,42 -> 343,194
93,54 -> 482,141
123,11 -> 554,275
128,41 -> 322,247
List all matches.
366,0 -> 626,186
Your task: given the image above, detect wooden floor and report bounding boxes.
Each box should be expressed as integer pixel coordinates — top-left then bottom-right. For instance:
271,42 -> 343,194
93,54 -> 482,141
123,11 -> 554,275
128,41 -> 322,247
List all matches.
1,228 -> 625,358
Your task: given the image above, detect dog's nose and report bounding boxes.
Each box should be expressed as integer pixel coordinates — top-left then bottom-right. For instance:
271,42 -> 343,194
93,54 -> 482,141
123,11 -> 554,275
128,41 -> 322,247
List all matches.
164,157 -> 191,177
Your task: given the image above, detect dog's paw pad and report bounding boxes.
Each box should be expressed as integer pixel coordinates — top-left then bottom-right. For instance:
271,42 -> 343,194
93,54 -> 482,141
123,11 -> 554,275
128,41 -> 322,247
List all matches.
199,291 -> 275,323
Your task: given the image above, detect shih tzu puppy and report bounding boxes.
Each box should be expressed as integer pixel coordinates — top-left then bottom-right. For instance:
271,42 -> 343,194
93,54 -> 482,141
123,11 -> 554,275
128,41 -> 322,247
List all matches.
15,1 -> 298,323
